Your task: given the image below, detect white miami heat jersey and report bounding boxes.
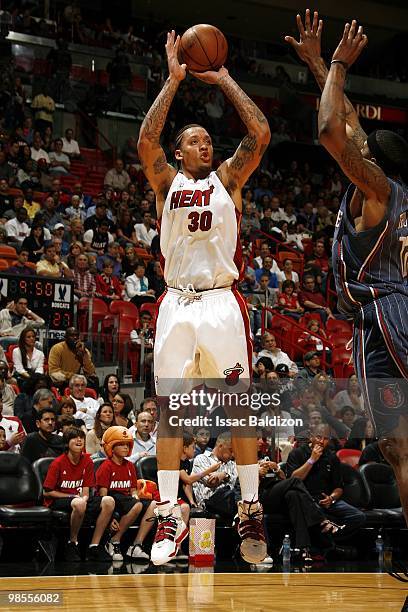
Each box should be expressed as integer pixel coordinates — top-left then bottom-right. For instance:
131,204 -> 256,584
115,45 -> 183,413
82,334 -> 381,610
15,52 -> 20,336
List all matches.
160,171 -> 242,290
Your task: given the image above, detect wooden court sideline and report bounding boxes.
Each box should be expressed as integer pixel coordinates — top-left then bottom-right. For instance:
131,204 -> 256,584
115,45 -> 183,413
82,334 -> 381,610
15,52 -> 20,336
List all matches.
0,573 -> 406,612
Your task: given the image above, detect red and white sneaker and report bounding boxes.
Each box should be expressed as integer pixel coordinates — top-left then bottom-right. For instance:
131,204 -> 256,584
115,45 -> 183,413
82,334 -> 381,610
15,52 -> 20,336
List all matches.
150,501 -> 188,566
236,499 -> 267,564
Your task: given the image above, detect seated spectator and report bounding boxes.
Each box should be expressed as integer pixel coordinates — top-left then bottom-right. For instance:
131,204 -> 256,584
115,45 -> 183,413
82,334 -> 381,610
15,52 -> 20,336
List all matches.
67,241 -> 84,268
129,411 -> 156,461
48,327 -> 97,389
255,256 -> 279,289
130,310 -> 154,353
7,248 -> 35,276
13,373 -> 50,420
253,356 -> 274,382
21,388 -> 55,434
21,407 -> 64,463
133,211 -> 157,250
258,458 -> 338,562
5,206 -> 30,245
96,242 -> 122,277
40,195 -> 64,230
340,406 -> 356,430
333,374 -> 365,417
83,219 -> 114,255
36,241 -> 73,278
124,262 -> 156,308
97,426 -> 157,562
0,363 -> 16,415
65,194 -> 86,223
22,188 -> 41,219
52,225 -> 70,257
86,402 -> 116,456
112,393 -> 134,428
32,90 -> 55,136
146,261 -> 165,298
257,332 -> 298,374
306,239 -> 330,275
296,351 -> 324,384
22,224 -> 46,263
139,397 -> 159,440
344,418 -> 376,451
0,425 -> 7,451
30,133 -> 50,165
68,374 -> 100,430
120,244 -> 138,277
297,319 -> 330,354
49,138 -> 71,175
286,424 -> 366,544
85,198 -> 114,229
277,259 -> 300,290
311,373 -> 336,415
62,128 -> 80,159
194,427 -> 212,457
95,258 -> 123,301
12,326 -> 45,383
277,280 -> 303,320
73,253 -> 96,300
298,275 -> 334,323
0,398 -> 25,452
192,433 -> 237,516
43,426 -> 115,562
0,295 -> 45,348
104,159 -> 130,191
99,373 -> 120,405
116,208 -> 137,247
17,159 -> 41,191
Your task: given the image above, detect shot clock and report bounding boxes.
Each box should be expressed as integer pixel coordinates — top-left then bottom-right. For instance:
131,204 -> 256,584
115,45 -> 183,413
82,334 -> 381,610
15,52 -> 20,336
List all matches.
0,274 -> 74,339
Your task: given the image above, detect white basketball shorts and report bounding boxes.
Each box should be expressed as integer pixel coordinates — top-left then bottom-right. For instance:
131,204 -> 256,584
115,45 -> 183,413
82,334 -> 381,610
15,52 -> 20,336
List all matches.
154,286 -> 252,397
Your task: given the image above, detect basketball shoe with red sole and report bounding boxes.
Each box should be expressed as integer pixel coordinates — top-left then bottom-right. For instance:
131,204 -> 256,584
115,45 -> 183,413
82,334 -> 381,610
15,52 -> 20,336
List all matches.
150,501 -> 188,566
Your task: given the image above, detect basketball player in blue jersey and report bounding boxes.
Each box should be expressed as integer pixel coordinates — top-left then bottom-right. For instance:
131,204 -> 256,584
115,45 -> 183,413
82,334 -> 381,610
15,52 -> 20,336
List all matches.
286,11 -> 408,524
137,31 -> 270,565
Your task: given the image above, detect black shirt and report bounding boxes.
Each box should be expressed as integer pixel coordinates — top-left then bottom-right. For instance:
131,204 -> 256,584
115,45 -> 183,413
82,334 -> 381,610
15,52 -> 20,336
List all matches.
178,458 -> 193,504
286,443 -> 343,499
359,441 -> 387,466
21,432 -> 64,464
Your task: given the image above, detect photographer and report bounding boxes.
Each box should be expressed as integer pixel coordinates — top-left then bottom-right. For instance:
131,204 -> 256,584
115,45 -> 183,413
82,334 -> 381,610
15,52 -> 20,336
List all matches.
48,327 -> 98,391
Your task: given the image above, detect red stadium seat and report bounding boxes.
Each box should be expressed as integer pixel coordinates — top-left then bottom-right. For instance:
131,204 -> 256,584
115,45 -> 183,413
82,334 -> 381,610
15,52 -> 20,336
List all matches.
109,301 -> 140,326
269,318 -> 295,358
329,334 -> 351,349
0,259 -> 9,270
64,387 -> 97,400
78,297 -> 109,334
0,245 -> 17,259
326,319 -> 352,335
337,449 -> 362,469
299,312 -> 324,328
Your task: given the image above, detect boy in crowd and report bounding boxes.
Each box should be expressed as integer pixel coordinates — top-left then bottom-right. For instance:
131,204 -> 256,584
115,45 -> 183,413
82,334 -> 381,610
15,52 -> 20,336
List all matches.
43,426 -> 115,562
97,426 -> 157,562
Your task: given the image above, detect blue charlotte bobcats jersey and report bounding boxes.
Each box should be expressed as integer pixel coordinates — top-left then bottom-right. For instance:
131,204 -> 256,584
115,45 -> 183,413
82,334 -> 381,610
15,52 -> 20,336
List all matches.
332,178 -> 408,317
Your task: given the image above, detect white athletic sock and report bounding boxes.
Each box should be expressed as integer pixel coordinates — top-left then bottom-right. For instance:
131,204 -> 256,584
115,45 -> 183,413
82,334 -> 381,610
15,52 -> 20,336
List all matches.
157,470 -> 179,505
237,464 -> 259,503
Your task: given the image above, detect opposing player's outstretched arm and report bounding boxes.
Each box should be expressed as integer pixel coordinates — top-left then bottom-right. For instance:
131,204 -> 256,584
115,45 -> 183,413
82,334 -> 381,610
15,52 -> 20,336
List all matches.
189,67 -> 270,199
285,10 -> 367,150
137,31 -> 184,216
318,22 -> 390,210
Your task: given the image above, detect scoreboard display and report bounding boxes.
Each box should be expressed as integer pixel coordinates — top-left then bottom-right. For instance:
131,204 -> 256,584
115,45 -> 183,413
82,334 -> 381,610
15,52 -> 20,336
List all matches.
0,274 -> 74,339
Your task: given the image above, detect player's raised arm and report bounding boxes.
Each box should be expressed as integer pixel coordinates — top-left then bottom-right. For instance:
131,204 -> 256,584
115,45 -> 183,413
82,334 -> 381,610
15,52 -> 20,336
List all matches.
317,22 -> 390,207
285,9 -> 367,150
137,31 -> 185,216
190,67 -> 271,199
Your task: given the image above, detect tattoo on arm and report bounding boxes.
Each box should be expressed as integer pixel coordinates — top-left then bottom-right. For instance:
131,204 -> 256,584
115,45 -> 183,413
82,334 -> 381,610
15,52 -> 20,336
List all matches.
230,134 -> 258,171
340,139 -> 389,197
139,77 -> 179,147
218,74 -> 267,129
311,59 -> 367,149
153,153 -> 167,175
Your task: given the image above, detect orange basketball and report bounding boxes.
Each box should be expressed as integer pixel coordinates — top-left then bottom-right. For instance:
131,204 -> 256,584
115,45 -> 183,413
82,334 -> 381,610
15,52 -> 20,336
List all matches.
179,24 -> 228,72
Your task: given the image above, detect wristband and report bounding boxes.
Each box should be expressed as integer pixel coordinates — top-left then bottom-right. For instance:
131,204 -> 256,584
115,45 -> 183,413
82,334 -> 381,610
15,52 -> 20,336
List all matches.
331,60 -> 348,70
307,458 -> 315,466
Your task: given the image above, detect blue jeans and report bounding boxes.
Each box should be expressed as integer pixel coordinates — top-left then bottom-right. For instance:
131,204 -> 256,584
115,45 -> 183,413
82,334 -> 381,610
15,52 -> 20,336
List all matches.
324,499 -> 366,542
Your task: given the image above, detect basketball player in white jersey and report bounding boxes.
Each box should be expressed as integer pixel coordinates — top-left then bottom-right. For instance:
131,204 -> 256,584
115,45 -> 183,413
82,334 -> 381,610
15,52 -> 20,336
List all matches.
138,31 -> 271,565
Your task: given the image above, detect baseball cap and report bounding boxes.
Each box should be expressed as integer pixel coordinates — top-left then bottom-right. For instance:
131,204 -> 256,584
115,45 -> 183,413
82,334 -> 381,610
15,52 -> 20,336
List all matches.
275,363 -> 289,374
54,223 -> 65,231
304,351 -> 319,361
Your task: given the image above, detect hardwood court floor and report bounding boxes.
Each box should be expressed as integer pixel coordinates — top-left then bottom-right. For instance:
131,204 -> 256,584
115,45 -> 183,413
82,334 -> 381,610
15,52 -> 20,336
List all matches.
0,573 -> 406,612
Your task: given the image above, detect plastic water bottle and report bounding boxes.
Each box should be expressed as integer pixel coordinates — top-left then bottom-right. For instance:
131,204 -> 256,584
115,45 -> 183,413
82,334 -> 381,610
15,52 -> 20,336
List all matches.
282,534 -> 291,563
375,534 -> 384,570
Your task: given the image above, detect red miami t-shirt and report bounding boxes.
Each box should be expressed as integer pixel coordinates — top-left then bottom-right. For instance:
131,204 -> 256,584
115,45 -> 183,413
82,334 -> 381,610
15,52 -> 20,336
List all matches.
43,453 -> 95,506
96,458 -> 138,495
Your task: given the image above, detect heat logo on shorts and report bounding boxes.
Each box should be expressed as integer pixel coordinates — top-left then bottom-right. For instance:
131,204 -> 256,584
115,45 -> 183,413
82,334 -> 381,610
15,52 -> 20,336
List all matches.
379,382 -> 404,409
223,362 -> 244,386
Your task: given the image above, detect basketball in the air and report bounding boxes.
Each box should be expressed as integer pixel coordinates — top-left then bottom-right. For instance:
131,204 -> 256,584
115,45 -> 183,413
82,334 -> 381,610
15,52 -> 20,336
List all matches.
179,24 -> 228,72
